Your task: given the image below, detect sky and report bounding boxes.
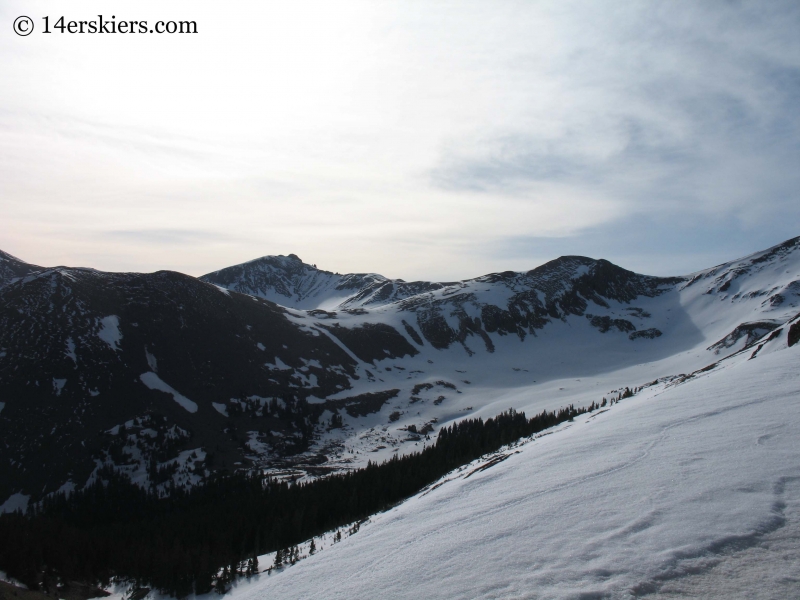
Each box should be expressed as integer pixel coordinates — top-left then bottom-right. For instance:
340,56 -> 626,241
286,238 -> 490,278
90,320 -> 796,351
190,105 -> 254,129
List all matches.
1,1 -> 799,281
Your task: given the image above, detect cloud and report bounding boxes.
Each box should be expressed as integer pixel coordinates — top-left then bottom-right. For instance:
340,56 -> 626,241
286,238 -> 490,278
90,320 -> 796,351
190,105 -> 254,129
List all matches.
1,0 -> 798,280
430,1 -> 800,228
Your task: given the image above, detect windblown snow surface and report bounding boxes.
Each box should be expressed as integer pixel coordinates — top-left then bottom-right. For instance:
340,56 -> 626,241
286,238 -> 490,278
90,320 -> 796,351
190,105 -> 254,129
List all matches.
211,329 -> 800,599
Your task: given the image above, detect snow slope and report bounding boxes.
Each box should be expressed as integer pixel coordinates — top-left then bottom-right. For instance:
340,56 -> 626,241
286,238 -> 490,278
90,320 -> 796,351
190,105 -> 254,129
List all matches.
225,326 -> 800,599
267,237 -> 800,477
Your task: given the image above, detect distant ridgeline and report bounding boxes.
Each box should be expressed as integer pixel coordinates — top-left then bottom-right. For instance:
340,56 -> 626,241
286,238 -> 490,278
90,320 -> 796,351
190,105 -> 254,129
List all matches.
0,394 -> 632,597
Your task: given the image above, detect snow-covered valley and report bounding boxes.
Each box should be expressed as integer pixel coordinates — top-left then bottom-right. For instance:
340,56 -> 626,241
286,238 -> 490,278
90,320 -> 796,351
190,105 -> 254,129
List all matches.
210,324 -> 800,599
229,235 -> 800,479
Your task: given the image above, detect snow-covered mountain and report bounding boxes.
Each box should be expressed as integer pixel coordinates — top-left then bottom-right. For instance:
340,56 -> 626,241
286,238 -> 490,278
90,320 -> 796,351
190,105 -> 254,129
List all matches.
1,236 -> 799,511
221,311 -> 800,599
201,254 -> 443,310
203,239 -> 799,359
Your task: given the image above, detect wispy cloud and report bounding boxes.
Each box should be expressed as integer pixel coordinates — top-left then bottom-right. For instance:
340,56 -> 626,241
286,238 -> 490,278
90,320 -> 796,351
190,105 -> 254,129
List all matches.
431,1 -> 800,228
1,1 -> 798,279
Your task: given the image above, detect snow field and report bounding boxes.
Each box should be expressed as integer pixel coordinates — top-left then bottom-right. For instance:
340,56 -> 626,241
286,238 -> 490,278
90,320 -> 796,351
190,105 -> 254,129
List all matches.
220,342 -> 800,599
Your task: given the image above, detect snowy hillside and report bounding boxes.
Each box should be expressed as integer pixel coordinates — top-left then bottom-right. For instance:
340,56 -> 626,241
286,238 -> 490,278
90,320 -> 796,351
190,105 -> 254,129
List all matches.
203,236 -> 800,477
218,320 -> 800,599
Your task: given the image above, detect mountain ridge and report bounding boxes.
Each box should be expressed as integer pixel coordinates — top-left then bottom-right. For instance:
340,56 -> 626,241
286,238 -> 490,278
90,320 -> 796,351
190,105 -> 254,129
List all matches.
199,252 -> 685,312
1,236 -> 799,510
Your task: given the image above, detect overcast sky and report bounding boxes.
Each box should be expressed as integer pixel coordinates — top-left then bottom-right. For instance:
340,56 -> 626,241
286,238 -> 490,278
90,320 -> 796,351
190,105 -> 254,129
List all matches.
1,1 -> 799,280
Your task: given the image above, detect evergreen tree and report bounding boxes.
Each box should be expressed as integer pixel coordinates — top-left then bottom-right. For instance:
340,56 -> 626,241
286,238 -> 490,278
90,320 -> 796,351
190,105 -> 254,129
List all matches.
215,567 -> 230,595
0,398 -> 607,595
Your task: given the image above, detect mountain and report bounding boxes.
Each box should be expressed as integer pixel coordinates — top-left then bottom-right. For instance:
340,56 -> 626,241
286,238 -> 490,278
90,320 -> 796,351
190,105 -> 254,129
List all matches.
1,237 -> 799,511
0,267 -> 366,506
201,253 -> 684,355
222,312 -> 800,599
201,253 -> 444,310
0,250 -> 41,290
203,237 -> 800,359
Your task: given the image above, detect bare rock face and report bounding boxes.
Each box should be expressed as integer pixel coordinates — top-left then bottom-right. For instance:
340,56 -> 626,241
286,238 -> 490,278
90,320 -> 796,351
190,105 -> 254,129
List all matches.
789,320 -> 800,348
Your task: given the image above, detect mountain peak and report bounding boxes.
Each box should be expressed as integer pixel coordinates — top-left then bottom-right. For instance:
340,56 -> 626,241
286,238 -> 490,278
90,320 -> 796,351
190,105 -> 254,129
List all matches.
0,249 -> 42,290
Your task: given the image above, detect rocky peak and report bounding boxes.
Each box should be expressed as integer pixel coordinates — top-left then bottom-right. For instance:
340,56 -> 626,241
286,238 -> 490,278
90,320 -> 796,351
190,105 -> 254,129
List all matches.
0,249 -> 42,290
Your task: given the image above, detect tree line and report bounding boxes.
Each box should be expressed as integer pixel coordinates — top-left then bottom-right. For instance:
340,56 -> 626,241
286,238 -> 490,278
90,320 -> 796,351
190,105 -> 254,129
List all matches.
0,399 -> 609,597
